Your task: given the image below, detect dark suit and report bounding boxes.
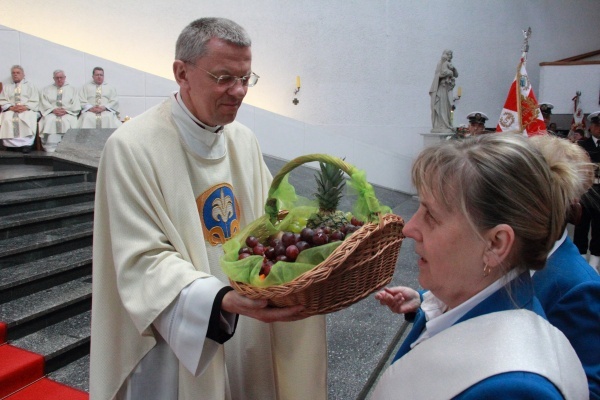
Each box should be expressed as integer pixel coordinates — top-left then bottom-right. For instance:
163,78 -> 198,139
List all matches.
392,273 -> 567,399
574,137 -> 600,255
535,236 -> 600,399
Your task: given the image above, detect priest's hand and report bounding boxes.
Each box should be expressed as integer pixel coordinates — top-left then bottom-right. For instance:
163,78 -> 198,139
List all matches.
53,108 -> 67,116
89,105 -> 106,114
221,290 -> 306,323
10,105 -> 28,113
374,286 -> 421,314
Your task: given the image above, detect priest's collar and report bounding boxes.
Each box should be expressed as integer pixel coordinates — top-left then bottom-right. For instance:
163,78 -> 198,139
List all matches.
170,92 -> 226,159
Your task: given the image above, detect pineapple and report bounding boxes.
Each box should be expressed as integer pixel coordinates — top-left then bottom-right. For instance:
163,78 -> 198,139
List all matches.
306,162 -> 349,229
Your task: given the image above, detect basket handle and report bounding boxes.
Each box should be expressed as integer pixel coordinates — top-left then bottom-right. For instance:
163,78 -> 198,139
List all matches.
265,153 -> 388,223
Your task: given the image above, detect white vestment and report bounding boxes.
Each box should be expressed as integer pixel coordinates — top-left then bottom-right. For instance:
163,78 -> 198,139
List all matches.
0,79 -> 39,147
90,97 -> 327,400
38,83 -> 81,152
78,82 -> 121,129
372,310 -> 588,400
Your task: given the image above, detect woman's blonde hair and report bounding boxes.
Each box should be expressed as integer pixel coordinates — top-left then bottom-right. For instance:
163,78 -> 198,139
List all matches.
529,134 -> 593,204
411,133 -> 582,273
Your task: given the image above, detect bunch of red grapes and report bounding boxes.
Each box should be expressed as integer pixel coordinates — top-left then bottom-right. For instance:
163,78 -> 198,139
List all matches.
238,217 -> 365,278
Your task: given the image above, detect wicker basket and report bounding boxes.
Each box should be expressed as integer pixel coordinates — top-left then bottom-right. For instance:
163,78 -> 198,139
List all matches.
229,154 -> 405,316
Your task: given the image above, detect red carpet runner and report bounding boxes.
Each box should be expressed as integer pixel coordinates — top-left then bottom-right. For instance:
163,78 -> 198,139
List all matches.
0,322 -> 6,344
0,340 -> 89,399
0,345 -> 44,398
4,377 -> 88,400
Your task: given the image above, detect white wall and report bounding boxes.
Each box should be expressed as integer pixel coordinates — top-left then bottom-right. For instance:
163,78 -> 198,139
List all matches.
539,64 -> 600,114
1,1 -> 600,194
0,25 -> 179,119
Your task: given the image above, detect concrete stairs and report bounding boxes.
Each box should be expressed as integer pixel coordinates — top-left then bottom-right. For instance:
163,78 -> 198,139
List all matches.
0,169 -> 95,394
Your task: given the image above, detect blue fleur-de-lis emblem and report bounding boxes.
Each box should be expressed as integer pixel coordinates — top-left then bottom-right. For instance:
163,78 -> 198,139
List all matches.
212,189 -> 234,224
197,184 -> 241,245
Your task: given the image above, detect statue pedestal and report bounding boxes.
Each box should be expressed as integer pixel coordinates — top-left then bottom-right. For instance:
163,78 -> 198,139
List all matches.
420,132 -> 451,147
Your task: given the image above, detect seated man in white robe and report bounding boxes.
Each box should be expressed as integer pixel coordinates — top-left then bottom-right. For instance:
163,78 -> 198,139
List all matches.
0,65 -> 40,153
39,70 -> 81,152
77,67 -> 122,129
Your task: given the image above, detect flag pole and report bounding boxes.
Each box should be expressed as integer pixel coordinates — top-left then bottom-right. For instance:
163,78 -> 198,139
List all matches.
518,27 -> 532,134
516,60 -> 523,133
496,27 -> 544,136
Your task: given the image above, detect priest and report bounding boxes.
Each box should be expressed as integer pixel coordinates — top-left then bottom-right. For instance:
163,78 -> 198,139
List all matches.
89,17 -> 327,400
78,67 -> 121,129
0,65 -> 40,152
39,70 -> 81,152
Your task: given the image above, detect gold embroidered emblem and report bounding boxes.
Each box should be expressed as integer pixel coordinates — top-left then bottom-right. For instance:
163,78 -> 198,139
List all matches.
499,112 -> 515,129
197,183 -> 241,245
520,95 -> 540,129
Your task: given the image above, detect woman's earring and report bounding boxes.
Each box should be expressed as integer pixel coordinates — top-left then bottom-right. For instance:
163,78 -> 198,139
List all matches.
483,263 -> 492,277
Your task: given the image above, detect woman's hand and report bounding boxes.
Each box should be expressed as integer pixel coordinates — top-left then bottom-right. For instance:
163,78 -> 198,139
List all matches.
221,290 -> 306,323
375,286 -> 421,314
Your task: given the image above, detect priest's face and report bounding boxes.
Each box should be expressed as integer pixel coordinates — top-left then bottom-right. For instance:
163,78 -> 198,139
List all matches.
53,72 -> 67,87
93,69 -> 104,85
11,68 -> 24,83
175,38 -> 251,126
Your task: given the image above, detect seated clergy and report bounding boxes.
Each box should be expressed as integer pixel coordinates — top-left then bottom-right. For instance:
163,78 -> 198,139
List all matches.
39,70 -> 81,152
0,65 -> 40,152
78,67 -> 122,129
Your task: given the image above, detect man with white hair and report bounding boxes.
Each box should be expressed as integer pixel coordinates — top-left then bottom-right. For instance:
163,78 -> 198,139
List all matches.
39,70 -> 81,152
0,65 -> 40,152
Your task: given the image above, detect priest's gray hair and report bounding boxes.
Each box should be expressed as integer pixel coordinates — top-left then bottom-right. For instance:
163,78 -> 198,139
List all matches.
53,69 -> 65,77
176,17 -> 251,64
11,65 -> 24,73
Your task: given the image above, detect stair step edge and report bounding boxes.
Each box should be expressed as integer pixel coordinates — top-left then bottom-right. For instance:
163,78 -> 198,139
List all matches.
1,278 -> 92,327
46,354 -> 90,393
10,310 -> 91,360
0,202 -> 95,230
0,183 -> 96,206
0,171 -> 90,185
0,222 -> 93,258
0,247 -> 92,291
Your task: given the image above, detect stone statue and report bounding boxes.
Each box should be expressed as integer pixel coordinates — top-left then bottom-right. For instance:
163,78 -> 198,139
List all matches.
430,49 -> 459,133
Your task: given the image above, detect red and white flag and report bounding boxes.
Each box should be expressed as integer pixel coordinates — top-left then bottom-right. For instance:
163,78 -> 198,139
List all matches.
571,91 -> 586,130
496,57 -> 546,136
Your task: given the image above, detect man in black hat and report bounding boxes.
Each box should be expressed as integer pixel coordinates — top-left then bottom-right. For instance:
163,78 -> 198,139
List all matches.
466,111 -> 489,136
540,102 -> 557,135
446,112 -> 489,140
574,110 -> 600,273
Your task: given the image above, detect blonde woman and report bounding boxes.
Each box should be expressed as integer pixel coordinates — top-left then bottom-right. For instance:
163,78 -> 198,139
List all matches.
373,134 -> 588,399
